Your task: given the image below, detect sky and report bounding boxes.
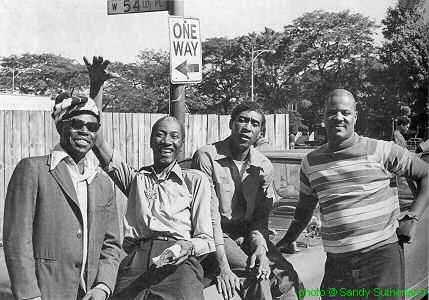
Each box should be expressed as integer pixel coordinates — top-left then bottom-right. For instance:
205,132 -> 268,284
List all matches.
0,0 -> 421,64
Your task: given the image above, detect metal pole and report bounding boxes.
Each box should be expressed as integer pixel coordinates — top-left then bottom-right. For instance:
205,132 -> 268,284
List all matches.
251,46 -> 254,102
169,0 -> 186,160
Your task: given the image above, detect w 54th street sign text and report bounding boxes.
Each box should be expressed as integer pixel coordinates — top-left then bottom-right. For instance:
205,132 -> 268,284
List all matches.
169,17 -> 202,84
107,0 -> 167,15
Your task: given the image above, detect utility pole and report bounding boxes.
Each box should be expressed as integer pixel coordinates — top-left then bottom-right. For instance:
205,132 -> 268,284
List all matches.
169,0 -> 186,160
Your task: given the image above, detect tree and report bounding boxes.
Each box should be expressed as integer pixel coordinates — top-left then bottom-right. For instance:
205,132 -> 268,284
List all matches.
0,53 -> 87,96
103,50 -> 170,113
195,37 -> 247,114
380,0 -> 428,128
284,10 -> 379,132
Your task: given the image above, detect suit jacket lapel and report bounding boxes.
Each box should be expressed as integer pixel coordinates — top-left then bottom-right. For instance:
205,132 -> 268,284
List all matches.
87,175 -> 101,215
49,159 -> 79,207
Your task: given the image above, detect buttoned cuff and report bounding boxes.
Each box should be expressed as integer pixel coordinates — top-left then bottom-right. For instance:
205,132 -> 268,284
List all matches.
190,236 -> 216,257
94,283 -> 111,299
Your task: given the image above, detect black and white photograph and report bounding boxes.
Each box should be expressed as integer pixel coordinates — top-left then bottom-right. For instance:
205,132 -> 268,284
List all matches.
0,0 -> 428,299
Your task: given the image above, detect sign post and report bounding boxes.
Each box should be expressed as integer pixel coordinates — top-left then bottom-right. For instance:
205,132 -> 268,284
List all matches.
168,1 -> 186,161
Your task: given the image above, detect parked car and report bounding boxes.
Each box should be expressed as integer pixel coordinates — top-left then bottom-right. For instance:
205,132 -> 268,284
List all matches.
407,138 -> 423,151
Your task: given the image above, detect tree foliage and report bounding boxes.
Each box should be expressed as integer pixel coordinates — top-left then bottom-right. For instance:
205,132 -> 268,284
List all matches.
380,0 -> 428,115
0,53 -> 87,96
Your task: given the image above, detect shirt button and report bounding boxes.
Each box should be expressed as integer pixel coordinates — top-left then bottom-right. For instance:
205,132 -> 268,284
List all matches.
77,230 -> 82,238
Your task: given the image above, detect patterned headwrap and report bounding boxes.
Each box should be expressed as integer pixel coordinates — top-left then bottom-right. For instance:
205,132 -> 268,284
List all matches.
51,92 -> 100,124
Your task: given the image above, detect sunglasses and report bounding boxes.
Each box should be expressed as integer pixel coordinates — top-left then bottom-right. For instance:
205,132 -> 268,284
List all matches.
64,119 -> 101,133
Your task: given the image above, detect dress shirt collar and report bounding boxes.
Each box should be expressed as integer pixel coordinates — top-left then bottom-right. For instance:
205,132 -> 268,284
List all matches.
140,161 -> 184,183
50,143 -> 97,184
213,137 -> 263,167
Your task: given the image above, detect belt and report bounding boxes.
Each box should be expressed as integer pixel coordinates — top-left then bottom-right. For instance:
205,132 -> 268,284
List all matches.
139,235 -> 178,244
123,236 -> 178,253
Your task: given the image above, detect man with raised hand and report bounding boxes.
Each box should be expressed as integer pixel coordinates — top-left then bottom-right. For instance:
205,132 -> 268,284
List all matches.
86,57 -> 215,300
192,102 -> 300,300
276,89 -> 428,299
3,90 -> 123,300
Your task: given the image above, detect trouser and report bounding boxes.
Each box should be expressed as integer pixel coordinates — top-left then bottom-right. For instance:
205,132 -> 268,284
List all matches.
201,234 -> 302,300
111,239 -> 205,300
321,242 -> 405,300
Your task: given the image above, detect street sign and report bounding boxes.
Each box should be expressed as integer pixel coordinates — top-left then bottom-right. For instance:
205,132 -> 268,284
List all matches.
107,0 -> 168,15
169,17 -> 202,84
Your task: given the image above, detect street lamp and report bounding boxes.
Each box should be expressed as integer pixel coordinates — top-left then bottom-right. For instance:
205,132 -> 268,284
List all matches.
11,67 -> 40,93
251,45 -> 275,101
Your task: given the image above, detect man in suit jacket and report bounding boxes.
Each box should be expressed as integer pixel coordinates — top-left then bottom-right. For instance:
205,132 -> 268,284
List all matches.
3,93 -> 124,300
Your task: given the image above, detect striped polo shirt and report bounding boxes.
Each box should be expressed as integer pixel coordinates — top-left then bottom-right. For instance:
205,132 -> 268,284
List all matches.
298,133 -> 428,254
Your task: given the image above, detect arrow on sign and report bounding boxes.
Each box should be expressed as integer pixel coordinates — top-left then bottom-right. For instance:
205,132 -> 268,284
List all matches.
175,60 -> 200,76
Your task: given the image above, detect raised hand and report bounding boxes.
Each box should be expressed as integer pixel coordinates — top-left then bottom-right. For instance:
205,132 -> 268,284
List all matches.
83,56 -> 118,86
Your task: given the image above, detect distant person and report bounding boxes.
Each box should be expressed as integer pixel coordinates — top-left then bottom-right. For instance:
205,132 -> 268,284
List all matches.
86,56 -> 215,300
192,102 -> 301,300
3,92 -> 123,300
276,89 -> 428,300
393,116 -> 410,149
289,132 -> 295,149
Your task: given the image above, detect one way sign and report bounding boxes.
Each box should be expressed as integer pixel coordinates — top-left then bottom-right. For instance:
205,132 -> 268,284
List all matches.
169,17 -> 202,84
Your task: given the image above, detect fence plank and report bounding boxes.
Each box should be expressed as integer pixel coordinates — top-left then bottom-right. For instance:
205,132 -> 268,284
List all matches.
119,113 -> 127,163
275,114 -> 286,150
125,113 -> 134,168
29,111 -> 45,156
265,114 -> 275,146
207,114 -> 218,144
112,113 -> 120,153
285,114 -> 290,150
200,114 -> 208,153
132,114 -> 139,169
143,114 -> 152,165
21,111 -> 30,158
219,115 -> 230,140
11,112 -> 22,182
102,112 -> 114,149
0,111 -> 5,240
4,111 -> 13,197
138,114 -> 145,167
185,115 -> 194,158
51,119 -> 60,148
44,112 -> 53,154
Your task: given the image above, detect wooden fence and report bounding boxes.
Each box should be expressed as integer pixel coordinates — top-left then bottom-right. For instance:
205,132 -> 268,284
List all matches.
0,110 -> 290,240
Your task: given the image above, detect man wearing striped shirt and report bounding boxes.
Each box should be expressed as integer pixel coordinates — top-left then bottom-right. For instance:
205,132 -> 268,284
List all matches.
276,89 -> 428,299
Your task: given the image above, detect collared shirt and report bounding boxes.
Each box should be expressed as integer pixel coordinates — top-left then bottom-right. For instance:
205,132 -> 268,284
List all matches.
192,137 -> 274,251
104,151 -> 215,256
50,144 -> 110,298
298,134 -> 428,254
